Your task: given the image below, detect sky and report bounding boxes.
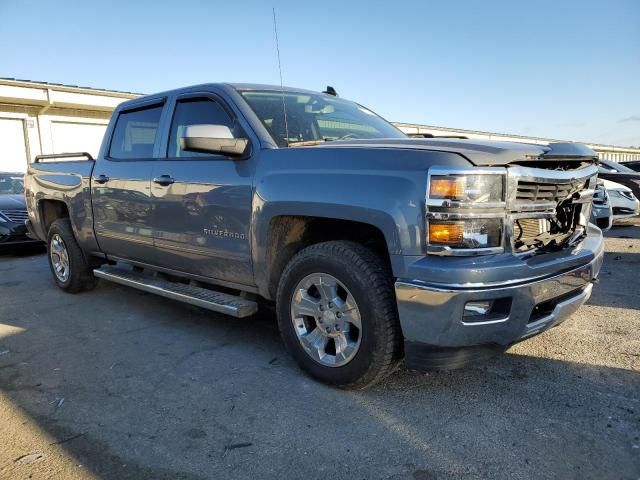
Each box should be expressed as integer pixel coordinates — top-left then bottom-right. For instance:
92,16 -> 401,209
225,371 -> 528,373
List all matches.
0,0 -> 638,146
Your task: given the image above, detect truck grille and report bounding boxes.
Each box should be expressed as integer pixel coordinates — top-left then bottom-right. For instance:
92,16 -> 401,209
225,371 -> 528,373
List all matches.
515,179 -> 587,204
1,209 -> 28,223
508,164 -> 597,254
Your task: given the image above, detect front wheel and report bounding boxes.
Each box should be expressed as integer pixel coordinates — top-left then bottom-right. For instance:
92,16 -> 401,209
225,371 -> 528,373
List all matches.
276,241 -> 402,389
47,219 -> 98,293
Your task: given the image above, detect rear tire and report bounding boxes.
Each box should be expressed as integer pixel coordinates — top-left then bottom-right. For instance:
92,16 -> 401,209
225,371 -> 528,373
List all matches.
47,218 -> 98,293
276,241 -> 402,389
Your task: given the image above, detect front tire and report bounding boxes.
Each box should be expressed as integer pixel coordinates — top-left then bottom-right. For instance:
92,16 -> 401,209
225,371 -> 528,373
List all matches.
47,219 -> 98,293
276,241 -> 402,389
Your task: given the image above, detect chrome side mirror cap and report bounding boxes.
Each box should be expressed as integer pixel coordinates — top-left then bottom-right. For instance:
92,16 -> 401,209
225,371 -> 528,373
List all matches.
180,124 -> 249,157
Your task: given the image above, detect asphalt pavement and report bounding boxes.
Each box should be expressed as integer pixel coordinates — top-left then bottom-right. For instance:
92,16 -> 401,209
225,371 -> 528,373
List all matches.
0,228 -> 639,480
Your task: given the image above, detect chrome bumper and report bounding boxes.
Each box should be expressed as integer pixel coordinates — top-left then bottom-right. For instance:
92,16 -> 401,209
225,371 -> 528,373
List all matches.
395,248 -> 604,349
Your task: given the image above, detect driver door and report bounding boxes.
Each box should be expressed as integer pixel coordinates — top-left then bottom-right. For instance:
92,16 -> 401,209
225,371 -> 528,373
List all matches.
150,93 -> 254,286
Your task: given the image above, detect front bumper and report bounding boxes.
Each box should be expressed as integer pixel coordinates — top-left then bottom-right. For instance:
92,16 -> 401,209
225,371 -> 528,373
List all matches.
395,231 -> 604,369
0,222 -> 43,247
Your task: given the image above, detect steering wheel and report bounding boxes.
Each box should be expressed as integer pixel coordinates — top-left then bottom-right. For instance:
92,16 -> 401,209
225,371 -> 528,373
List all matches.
338,133 -> 359,140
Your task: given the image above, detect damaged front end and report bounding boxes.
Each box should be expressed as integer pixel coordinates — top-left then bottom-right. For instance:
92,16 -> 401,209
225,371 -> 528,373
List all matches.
507,146 -> 598,256
423,142 -> 599,258
511,179 -> 594,253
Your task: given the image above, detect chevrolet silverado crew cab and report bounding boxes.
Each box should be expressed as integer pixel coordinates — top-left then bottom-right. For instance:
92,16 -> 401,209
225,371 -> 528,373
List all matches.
25,83 -> 604,389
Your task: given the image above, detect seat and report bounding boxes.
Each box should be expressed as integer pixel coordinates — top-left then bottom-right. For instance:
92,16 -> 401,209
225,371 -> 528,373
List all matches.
269,108 -> 318,146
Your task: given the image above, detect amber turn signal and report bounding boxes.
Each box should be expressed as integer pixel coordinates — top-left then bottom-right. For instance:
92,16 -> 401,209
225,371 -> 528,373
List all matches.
428,222 -> 464,244
430,177 -> 465,199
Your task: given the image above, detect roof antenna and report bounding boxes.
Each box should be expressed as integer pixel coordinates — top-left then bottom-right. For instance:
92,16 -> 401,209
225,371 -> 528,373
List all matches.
322,86 -> 338,97
272,8 -> 289,147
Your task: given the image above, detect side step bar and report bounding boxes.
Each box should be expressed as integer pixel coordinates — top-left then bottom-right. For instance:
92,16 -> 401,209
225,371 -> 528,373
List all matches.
93,266 -> 258,318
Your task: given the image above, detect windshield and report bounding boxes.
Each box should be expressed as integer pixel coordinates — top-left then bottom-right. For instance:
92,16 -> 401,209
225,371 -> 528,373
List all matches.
0,174 -> 24,195
239,90 -> 405,147
599,160 -> 637,174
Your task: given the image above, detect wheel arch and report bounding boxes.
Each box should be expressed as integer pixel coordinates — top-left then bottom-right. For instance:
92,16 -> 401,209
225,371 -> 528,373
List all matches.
38,199 -> 70,235
257,213 -> 396,300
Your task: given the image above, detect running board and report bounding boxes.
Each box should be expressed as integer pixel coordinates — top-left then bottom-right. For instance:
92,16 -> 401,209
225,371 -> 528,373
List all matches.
93,266 -> 258,318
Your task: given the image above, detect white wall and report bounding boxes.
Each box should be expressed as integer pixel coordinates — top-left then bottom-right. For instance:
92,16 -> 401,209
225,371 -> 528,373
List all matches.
0,109 -> 111,172
49,120 -> 107,159
0,79 -> 134,172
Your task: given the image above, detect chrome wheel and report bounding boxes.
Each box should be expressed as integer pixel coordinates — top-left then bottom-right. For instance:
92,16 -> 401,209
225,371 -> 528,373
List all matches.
50,234 -> 70,282
290,273 -> 362,367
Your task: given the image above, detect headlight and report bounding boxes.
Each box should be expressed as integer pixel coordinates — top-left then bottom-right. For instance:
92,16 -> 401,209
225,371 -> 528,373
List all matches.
618,190 -> 635,201
426,168 -> 506,255
429,174 -> 504,204
428,218 -> 503,249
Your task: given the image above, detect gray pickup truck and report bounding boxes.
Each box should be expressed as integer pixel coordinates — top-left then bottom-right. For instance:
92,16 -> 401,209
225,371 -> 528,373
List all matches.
25,83 -> 604,388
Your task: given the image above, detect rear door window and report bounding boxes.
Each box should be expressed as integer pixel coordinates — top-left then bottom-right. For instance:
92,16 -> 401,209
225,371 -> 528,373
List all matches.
109,104 -> 163,159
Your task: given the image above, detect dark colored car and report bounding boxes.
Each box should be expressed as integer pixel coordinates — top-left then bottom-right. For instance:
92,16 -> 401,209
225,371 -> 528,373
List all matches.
0,173 -> 42,248
597,160 -> 640,201
622,160 -> 640,172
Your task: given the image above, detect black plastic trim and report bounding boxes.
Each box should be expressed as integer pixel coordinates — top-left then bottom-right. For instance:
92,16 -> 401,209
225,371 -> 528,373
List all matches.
404,341 -> 505,370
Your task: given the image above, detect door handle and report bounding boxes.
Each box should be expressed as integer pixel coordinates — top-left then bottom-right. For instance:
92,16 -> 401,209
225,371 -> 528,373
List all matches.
94,174 -> 110,184
153,175 -> 175,186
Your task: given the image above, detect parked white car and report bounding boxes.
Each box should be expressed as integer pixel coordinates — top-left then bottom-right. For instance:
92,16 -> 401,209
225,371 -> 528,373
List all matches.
601,178 -> 640,224
590,180 -> 612,231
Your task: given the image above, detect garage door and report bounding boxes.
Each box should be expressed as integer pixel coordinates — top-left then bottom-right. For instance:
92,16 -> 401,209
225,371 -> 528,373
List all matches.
0,118 -> 28,172
51,121 -> 107,159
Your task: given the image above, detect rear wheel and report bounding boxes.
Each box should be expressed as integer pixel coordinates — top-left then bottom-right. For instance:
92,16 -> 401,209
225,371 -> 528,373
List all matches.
276,241 -> 402,389
47,219 -> 98,293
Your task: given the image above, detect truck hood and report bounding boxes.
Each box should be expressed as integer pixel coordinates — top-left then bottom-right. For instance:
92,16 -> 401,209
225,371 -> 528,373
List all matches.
0,194 -> 26,211
320,138 -> 598,166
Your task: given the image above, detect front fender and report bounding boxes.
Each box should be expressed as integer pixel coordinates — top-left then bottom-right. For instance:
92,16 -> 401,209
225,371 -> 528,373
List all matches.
250,147 -> 471,295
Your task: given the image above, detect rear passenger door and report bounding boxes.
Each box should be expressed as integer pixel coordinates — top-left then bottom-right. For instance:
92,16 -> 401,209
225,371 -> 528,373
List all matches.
150,93 -> 254,286
92,101 -> 164,264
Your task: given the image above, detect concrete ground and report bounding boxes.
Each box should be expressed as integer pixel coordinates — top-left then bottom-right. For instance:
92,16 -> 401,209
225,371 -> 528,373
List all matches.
0,229 -> 638,480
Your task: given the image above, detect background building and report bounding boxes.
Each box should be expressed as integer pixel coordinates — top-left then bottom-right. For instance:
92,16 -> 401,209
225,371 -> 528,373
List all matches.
0,78 -> 137,172
394,123 -> 640,163
1,78 -> 638,172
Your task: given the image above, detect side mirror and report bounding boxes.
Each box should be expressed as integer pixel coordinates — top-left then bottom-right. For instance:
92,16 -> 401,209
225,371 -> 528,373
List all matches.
180,124 -> 249,157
